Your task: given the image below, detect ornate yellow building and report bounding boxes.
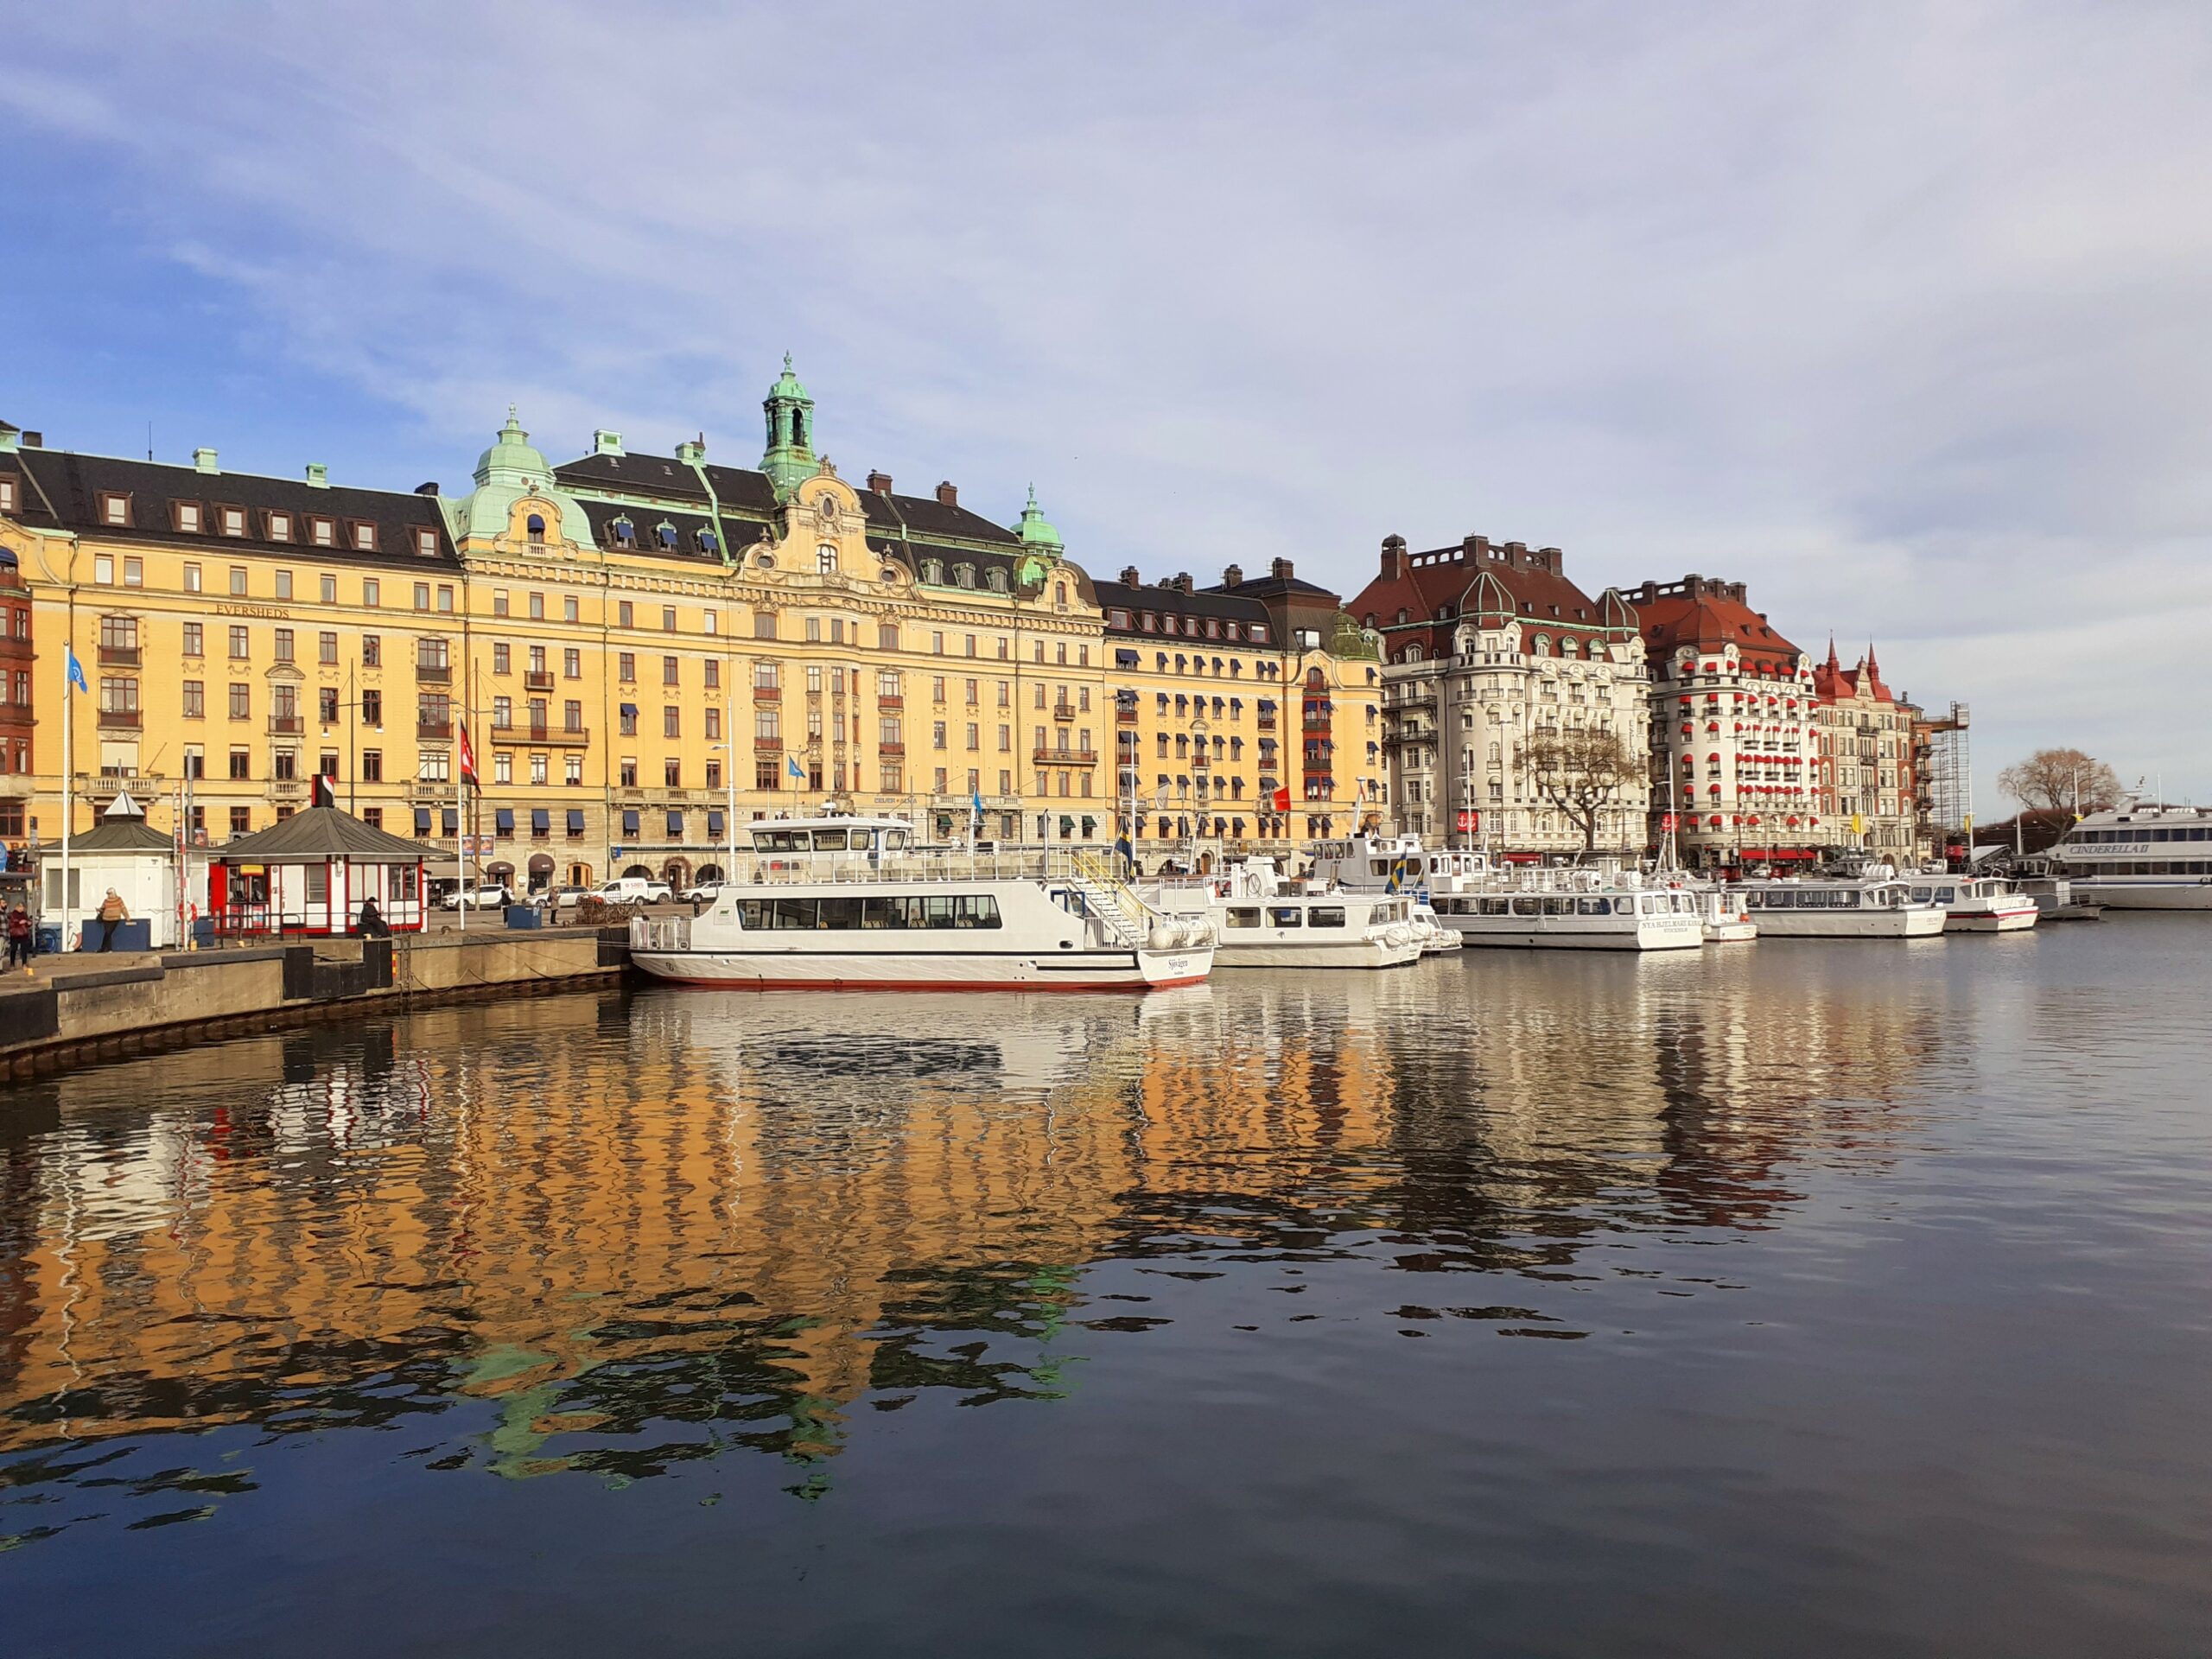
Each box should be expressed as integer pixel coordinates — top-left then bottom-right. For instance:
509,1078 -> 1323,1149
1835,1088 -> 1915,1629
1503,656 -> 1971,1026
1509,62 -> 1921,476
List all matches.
0,364 -> 1131,887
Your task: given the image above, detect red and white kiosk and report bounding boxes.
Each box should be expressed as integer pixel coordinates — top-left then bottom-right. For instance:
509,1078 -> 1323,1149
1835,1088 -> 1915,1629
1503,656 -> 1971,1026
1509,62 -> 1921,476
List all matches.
209,806 -> 428,937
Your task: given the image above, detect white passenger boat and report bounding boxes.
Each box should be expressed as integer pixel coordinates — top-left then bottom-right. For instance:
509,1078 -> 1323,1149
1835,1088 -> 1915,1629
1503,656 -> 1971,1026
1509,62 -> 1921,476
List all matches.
628,816 -> 1214,990
1308,832 -> 1492,896
1691,887 -> 1758,943
1147,862 -> 1424,969
1904,873 -> 2040,932
1725,877 -> 1948,938
2035,803 -> 2212,911
1409,900 -> 1463,954
1432,879 -> 1706,950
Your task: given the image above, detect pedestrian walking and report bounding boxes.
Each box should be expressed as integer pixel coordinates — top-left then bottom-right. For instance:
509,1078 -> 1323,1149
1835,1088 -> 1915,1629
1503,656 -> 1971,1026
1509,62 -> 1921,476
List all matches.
6,906 -> 30,969
95,887 -> 130,952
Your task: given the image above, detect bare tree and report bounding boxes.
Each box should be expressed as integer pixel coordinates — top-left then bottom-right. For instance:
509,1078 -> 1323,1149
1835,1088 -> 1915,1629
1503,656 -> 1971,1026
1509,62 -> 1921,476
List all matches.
1524,725 -> 1635,851
1997,747 -> 2121,815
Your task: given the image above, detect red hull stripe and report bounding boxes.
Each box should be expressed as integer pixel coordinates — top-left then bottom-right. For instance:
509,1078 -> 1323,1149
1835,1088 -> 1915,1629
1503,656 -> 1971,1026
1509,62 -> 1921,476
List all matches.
646,974 -> 1206,992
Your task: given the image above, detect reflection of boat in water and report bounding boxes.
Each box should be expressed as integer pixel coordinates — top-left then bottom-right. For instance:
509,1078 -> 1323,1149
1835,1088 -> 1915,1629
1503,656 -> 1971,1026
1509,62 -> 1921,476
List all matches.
629,816 -> 1214,990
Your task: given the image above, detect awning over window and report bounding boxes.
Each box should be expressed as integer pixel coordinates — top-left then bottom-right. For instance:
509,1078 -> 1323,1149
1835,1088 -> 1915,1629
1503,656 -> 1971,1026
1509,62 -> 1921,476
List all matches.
414,808 -> 431,832
442,808 -> 459,833
665,810 -> 683,836
620,702 -> 638,717
494,808 -> 515,830
621,810 -> 640,836
707,810 -> 725,836
567,809 -> 586,833
531,808 -> 550,833
1114,649 -> 1139,668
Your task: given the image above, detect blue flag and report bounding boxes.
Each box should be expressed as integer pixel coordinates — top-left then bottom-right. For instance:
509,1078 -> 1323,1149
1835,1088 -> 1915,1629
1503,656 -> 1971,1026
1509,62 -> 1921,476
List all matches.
787,755 -> 804,781
66,647 -> 88,694
971,788 -> 983,823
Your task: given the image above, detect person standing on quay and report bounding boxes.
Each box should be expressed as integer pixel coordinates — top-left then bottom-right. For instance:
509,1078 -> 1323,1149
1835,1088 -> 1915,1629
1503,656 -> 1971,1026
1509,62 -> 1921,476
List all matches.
5,906 -> 29,969
95,887 -> 129,952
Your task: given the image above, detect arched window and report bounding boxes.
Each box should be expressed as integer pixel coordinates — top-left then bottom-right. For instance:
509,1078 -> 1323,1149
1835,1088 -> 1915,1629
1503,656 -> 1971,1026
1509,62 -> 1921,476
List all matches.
790,410 -> 806,448
698,529 -> 719,554
953,564 -> 975,588
526,513 -> 546,543
611,517 -> 635,548
657,524 -> 678,549
987,568 -> 1007,593
921,559 -> 944,584
817,543 -> 837,574
1054,583 -> 1067,607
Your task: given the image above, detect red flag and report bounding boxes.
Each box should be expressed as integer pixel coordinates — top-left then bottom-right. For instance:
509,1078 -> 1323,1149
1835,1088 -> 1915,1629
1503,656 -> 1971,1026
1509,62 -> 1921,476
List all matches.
1271,785 -> 1291,812
457,721 -> 478,785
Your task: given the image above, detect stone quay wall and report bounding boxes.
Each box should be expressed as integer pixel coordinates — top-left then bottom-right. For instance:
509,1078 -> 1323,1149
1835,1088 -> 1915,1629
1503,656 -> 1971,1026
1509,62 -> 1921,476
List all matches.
0,928 -> 632,1078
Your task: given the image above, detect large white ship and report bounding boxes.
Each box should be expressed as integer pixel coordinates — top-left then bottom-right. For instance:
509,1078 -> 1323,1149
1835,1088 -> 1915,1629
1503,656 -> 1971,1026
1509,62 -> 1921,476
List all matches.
2036,804 -> 2212,911
629,817 -> 1214,990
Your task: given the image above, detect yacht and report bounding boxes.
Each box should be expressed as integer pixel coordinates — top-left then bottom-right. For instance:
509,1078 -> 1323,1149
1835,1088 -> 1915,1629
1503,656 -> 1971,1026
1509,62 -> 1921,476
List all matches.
1307,832 -> 1492,896
1146,861 -> 1424,969
1691,886 -> 1758,943
1723,876 -> 1948,938
1408,899 -> 1463,954
629,816 -> 1214,990
2034,803 -> 2212,910
1904,873 -> 2040,932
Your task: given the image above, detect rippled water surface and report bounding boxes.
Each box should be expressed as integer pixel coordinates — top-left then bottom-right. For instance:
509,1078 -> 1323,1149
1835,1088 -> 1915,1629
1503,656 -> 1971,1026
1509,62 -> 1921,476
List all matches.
3,922 -> 2209,1656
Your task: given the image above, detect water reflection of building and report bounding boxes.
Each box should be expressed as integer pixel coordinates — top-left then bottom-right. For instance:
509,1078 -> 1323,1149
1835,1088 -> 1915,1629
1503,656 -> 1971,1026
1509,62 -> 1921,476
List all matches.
0,963 -> 1942,1507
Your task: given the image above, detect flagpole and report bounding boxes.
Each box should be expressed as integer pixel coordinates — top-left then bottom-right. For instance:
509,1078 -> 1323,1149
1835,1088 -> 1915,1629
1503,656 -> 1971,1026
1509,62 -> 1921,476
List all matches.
60,649 -> 73,951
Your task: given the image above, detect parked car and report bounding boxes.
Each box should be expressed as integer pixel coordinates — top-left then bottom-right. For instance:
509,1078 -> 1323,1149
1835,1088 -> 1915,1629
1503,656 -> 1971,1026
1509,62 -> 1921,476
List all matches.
441,883 -> 514,911
679,880 -> 722,904
550,885 -> 591,910
591,876 -> 673,906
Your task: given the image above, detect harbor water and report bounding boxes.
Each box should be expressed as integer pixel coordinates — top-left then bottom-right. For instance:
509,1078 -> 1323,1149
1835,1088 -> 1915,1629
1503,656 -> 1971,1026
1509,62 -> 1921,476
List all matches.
3,921 -> 2208,1656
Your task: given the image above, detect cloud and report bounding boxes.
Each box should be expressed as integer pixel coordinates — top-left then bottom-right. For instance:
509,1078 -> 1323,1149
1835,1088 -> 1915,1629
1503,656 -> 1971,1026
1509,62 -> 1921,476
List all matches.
4,0 -> 2210,801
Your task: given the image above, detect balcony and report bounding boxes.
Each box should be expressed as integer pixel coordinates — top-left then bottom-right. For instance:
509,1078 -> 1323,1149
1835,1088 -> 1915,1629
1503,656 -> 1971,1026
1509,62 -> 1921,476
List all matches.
752,685 -> 781,702
524,670 -> 555,692
877,742 -> 906,757
1116,708 -> 1139,726
99,645 -> 142,668
415,662 -> 451,684
753,737 -> 784,753
1052,701 -> 1077,722
268,715 -> 304,736
491,721 -> 590,748
96,707 -> 143,730
874,692 -> 906,711
266,779 -> 308,802
1034,747 -> 1099,766
1255,715 -> 1278,733
417,720 -> 454,741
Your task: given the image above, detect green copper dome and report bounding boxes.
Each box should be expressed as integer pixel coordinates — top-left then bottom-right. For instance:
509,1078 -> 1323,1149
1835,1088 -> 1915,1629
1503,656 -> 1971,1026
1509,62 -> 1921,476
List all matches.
761,353 -> 817,498
1014,484 -> 1062,550
474,406 -> 550,489
450,406 -> 595,548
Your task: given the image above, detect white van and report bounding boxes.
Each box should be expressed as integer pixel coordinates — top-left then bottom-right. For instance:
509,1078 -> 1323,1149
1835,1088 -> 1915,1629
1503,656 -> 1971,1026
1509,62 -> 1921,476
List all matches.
593,876 -> 672,905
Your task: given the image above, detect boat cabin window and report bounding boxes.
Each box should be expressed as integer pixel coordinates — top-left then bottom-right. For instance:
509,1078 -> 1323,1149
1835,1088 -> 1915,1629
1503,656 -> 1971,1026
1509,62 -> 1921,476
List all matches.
1511,897 -> 1540,916
738,893 -> 1001,930
1309,907 -> 1346,928
1578,897 -> 1611,915
1480,897 -> 1510,916
1268,906 -> 1304,928
1225,906 -> 1262,929
812,830 -> 849,850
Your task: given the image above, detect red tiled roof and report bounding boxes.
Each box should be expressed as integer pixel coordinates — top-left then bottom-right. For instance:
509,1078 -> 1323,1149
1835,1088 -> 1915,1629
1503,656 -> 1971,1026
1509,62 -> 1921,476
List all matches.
1348,536 -> 1630,658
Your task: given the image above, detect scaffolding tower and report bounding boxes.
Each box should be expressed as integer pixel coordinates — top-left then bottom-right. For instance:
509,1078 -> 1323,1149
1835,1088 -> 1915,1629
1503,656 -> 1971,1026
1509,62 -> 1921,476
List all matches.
1922,701 -> 1972,847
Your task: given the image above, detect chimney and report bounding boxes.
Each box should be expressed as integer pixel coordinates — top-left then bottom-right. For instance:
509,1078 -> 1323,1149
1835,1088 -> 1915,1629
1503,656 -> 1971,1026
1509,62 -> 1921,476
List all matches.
193,447 -> 219,474
1270,556 -> 1294,582
1472,535 -> 1491,557
1120,565 -> 1141,587
1175,571 -> 1192,593
415,481 -> 440,496
304,463 -> 328,488
1503,541 -> 1527,564
1537,545 -> 1561,573
935,480 -> 957,507
22,431 -> 41,448
1380,534 -> 1408,580
593,429 -> 625,457
1222,563 -> 1243,588
867,469 -> 893,494
675,439 -> 702,466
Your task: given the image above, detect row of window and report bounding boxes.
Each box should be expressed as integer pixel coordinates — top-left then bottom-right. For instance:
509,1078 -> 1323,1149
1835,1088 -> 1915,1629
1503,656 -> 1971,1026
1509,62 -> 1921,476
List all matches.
1105,607 -> 1272,645
2067,826 -> 2212,843
730,894 -> 1004,931
90,492 -> 439,558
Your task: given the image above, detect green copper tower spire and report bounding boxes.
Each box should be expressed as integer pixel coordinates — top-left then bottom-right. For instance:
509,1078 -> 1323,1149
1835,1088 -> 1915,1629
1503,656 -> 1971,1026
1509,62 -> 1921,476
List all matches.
1013,483 -> 1062,550
760,353 -> 817,497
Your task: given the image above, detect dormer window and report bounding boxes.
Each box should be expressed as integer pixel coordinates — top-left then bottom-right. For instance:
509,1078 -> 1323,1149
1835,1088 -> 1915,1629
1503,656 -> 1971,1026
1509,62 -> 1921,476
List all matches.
0,475 -> 16,513
1250,625 -> 1268,644
953,563 -> 976,588
414,528 -> 438,557
309,517 -> 336,547
267,511 -> 293,542
921,559 -> 943,584
611,517 -> 635,548
353,523 -> 378,552
100,493 -> 130,527
697,528 -> 718,554
986,568 -> 1007,593
174,501 -> 204,532
527,513 -> 547,544
656,523 -> 678,550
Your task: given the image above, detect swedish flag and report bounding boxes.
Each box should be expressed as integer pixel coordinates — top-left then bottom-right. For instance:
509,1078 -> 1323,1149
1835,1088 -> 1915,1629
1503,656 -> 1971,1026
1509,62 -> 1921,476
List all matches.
1115,830 -> 1134,874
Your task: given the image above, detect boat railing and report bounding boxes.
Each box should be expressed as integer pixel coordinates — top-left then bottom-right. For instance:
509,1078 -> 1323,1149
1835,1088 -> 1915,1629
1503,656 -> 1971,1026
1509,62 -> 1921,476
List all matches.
632,916 -> 691,951
714,847 -> 1142,893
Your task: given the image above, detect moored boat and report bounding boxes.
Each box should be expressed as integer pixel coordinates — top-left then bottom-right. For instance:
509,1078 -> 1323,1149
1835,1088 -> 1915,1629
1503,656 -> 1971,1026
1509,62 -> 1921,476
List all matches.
1905,873 -> 2040,932
1145,861 -> 1424,969
2032,802 -> 2212,911
628,816 -> 1213,990
1723,876 -> 1947,938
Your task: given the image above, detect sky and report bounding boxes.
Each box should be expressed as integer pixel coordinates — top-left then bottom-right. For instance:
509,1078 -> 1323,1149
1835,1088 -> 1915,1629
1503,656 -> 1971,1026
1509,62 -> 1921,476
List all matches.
3,0 -> 2209,810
